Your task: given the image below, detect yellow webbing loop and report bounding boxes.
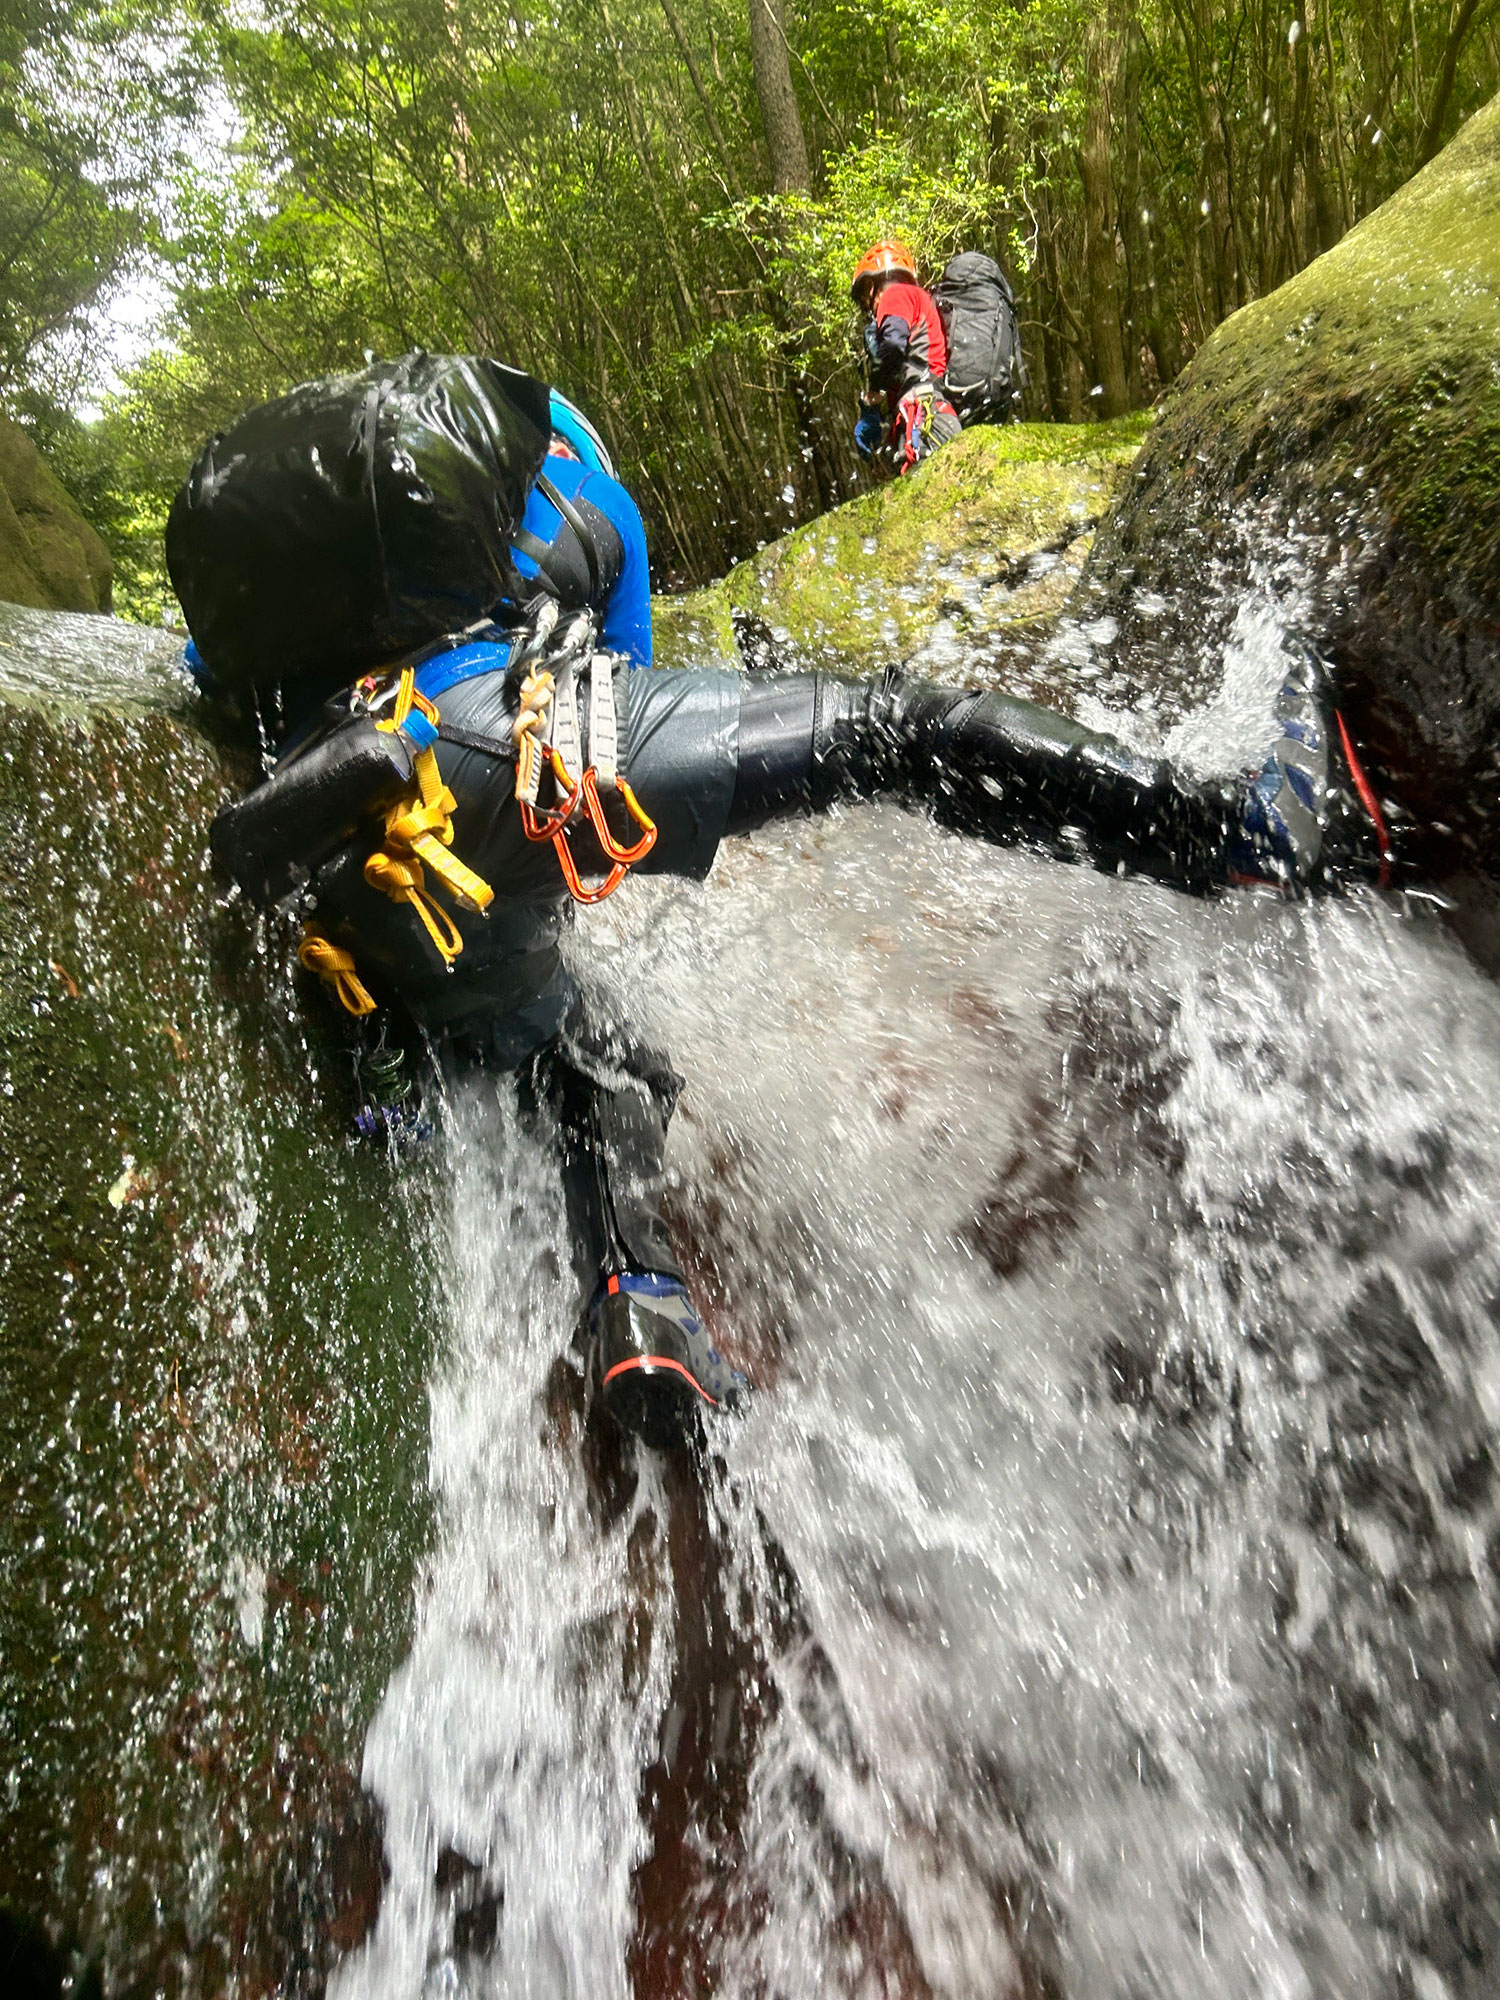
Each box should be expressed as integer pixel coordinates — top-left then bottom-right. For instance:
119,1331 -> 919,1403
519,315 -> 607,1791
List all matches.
363,849 -> 467,965
381,748 -> 494,915
513,668 -> 556,806
298,930 -> 377,1016
366,665 -> 494,966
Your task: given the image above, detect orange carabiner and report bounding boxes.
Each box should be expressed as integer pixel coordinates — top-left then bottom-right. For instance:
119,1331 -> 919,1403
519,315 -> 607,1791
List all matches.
515,723 -> 658,904
552,831 -> 629,905
519,799 -> 571,841
519,746 -> 583,842
579,768 -> 657,866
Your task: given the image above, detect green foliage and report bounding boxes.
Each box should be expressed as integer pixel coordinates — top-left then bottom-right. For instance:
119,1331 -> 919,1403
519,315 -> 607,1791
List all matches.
0,0 -> 202,399
728,139 -> 1011,358
0,0 -> 1496,610
0,131 -> 128,394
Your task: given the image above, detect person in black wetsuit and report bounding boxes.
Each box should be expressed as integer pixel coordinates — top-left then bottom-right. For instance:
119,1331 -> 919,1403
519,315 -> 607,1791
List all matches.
179,351 -> 1387,1452
211,585 -> 1385,1449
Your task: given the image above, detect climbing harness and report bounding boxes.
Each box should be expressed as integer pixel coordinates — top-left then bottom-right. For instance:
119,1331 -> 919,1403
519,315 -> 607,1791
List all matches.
363,664 -> 495,964
293,613 -> 653,1016
514,646 -> 657,905
892,382 -> 961,474
296,661 -> 496,1012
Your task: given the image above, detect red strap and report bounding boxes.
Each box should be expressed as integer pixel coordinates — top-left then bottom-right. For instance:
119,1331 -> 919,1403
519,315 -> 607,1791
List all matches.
1335,711 -> 1394,889
601,1354 -> 718,1407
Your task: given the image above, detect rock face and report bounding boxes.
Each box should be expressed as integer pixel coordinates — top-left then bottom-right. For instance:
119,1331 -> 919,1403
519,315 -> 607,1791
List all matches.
1083,92 -> 1500,876
0,417 -> 112,613
0,606 -> 435,1991
653,418 -> 1149,679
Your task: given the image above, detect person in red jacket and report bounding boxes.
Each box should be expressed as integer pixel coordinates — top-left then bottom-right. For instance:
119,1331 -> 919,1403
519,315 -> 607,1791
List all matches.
851,241 -> 962,474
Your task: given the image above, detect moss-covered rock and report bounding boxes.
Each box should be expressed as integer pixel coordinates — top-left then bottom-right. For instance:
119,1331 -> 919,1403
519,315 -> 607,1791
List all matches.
0,606 -> 437,1990
653,418 -> 1151,678
1085,92 -> 1500,871
0,417 -> 111,613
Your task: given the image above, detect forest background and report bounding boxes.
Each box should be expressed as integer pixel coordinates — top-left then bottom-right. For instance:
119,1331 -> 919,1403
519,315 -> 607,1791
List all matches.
4,0 -> 1498,616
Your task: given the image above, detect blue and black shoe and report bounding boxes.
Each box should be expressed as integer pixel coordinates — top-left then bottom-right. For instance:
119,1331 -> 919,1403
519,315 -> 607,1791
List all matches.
587,1272 -> 747,1449
1229,640 -> 1393,891
1228,640 -> 1333,891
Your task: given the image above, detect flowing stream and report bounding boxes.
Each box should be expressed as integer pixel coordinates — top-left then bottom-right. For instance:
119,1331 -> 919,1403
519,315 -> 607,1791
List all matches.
4,600 -> 1500,1998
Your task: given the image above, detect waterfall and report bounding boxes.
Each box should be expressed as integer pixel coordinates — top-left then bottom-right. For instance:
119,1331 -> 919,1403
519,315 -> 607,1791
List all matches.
6,601 -> 1500,1999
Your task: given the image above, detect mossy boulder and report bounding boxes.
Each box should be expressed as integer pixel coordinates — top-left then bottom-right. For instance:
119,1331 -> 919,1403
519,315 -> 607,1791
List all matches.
653,417 -> 1150,679
0,605 -> 437,1990
0,417 -> 111,613
1085,92 -> 1500,872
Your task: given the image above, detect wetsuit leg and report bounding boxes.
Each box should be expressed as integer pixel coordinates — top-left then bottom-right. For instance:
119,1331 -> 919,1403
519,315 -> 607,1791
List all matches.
723,671 -> 1248,892
534,1014 -> 745,1448
539,1018 -> 685,1292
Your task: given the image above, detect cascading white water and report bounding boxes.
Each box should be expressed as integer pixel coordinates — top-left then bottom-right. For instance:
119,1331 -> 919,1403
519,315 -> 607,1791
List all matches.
337,603 -> 1500,1999
332,1081 -> 678,2000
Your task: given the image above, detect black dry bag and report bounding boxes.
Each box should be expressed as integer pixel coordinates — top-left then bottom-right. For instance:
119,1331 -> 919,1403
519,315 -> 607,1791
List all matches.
932,253 -> 1024,426
165,351 -> 552,701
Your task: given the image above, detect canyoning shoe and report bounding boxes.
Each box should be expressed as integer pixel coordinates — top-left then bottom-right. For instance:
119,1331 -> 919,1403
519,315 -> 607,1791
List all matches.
1229,640 -> 1337,891
588,1273 -> 747,1449
1229,640 -> 1396,891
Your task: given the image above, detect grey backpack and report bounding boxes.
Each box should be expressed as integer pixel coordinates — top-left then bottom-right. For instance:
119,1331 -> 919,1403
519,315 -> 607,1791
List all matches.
933,253 -> 1025,425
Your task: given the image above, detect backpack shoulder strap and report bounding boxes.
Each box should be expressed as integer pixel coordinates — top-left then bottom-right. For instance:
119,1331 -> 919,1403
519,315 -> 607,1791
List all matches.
514,470 -> 603,603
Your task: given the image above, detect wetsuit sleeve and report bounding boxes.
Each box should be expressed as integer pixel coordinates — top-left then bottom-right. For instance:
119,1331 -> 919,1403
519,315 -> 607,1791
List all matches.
865,312 -> 912,386
583,470 -> 653,669
620,666 -> 740,876
720,672 -> 1242,893
621,667 -> 1237,893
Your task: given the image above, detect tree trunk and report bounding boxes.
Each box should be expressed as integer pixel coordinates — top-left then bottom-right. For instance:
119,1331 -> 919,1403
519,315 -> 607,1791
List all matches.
1416,0 -> 1485,168
1117,6 -> 1145,405
1032,195 -> 1067,421
1282,0 -> 1312,270
747,0 -> 811,193
1079,14 -> 1130,416
658,0 -> 746,201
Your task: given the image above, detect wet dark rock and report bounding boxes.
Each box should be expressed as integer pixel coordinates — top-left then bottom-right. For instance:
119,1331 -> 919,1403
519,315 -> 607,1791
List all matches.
0,1904 -> 99,2000
0,604 -> 436,1992
434,1847 -> 503,1956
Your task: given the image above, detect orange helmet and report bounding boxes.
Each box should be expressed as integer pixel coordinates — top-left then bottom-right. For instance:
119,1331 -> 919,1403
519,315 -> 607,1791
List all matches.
850,240 -> 916,305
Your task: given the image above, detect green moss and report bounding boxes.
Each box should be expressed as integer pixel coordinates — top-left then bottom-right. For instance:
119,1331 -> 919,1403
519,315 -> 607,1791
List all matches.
651,582 -> 740,673
0,418 -> 112,613
653,417 -> 1151,675
1108,95 -> 1500,598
